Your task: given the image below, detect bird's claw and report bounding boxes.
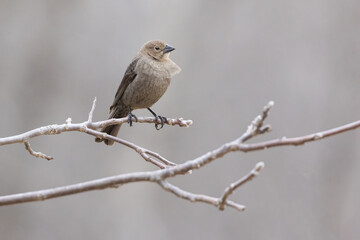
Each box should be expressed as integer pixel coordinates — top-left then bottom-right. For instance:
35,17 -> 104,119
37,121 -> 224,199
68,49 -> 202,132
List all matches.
155,116 -> 167,130
146,108 -> 167,130
127,112 -> 138,127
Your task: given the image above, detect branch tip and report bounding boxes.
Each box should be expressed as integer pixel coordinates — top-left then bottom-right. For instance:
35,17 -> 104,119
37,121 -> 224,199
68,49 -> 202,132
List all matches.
88,97 -> 97,123
24,141 -> 53,161
255,161 -> 265,172
267,100 -> 275,108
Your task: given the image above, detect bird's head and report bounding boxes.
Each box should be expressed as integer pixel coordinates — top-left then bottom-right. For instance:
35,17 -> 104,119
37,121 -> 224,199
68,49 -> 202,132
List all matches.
140,40 -> 175,61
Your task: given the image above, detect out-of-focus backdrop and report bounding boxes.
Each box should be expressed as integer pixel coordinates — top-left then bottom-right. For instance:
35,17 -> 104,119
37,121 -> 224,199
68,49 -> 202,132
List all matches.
1,1 -> 359,239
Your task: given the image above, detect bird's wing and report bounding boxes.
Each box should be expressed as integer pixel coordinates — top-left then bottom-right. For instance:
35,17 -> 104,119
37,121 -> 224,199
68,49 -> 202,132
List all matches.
109,57 -> 139,112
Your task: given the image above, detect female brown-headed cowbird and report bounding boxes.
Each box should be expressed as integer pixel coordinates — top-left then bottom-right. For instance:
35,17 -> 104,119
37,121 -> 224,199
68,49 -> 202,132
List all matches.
95,40 -> 181,145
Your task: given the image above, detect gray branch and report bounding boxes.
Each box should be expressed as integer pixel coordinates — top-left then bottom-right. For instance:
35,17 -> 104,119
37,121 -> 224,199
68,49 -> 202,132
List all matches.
0,98 -> 191,168
0,98 -> 359,211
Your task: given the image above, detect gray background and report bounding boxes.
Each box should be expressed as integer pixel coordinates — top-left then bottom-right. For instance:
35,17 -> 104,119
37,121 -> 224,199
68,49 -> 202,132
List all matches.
0,0 -> 359,239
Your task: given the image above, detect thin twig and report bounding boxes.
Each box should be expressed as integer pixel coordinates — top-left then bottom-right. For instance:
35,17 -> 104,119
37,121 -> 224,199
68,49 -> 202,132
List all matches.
157,180 -> 246,211
235,120 -> 360,152
237,101 -> 274,143
87,97 -> 97,123
218,162 -> 264,210
85,128 -> 175,168
24,141 -> 53,160
145,151 -> 177,167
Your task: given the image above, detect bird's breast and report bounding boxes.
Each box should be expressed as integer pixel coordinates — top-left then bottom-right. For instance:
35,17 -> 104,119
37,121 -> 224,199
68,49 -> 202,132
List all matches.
122,60 -> 171,109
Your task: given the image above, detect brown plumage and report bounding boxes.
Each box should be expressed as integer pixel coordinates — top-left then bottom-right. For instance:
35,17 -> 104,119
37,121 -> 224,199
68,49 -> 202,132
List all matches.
95,40 -> 181,145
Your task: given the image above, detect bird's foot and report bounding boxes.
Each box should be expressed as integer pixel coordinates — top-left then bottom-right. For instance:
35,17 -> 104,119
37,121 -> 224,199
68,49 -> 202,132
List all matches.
147,108 -> 167,130
127,108 -> 138,127
155,115 -> 167,130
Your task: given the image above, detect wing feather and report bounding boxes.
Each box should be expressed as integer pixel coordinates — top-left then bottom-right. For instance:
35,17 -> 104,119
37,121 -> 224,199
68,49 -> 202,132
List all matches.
109,57 -> 139,112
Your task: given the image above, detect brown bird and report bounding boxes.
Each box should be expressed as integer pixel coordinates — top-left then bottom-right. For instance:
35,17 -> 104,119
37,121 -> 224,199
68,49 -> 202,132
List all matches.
95,40 -> 181,145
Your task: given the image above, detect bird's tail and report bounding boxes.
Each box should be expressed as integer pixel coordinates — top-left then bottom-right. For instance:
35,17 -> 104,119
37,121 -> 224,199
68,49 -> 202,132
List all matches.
95,105 -> 128,146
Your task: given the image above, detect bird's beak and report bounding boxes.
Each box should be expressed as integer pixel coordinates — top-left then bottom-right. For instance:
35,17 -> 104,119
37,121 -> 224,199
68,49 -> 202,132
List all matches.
163,45 -> 175,54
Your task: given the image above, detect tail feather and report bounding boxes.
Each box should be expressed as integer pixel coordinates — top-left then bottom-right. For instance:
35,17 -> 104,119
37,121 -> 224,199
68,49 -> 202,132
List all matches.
95,105 -> 128,146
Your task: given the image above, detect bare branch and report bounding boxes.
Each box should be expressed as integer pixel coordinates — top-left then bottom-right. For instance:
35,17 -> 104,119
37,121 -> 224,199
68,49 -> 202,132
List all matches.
88,116 -> 193,130
236,100 -> 274,143
0,99 -> 192,168
1,117 -> 358,207
0,171 -> 158,206
0,117 -> 192,147
24,141 -> 53,161
157,180 -> 246,211
235,120 -> 360,152
0,99 -> 359,211
87,97 -> 97,123
85,128 -> 176,168
218,161 -> 264,210
0,117 -> 192,148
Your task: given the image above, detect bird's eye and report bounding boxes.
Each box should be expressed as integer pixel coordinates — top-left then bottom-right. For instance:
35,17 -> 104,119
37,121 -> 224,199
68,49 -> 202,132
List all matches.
155,46 -> 160,51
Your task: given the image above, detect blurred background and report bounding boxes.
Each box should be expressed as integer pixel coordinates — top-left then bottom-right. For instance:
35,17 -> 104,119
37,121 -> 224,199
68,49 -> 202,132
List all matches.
0,0 -> 359,239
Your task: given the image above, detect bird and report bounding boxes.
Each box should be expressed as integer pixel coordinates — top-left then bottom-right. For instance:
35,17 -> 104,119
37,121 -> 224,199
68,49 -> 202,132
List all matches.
95,40 -> 181,145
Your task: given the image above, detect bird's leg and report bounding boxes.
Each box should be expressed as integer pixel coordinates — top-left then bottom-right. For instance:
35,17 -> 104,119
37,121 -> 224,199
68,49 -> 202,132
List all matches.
127,106 -> 138,127
147,108 -> 167,130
